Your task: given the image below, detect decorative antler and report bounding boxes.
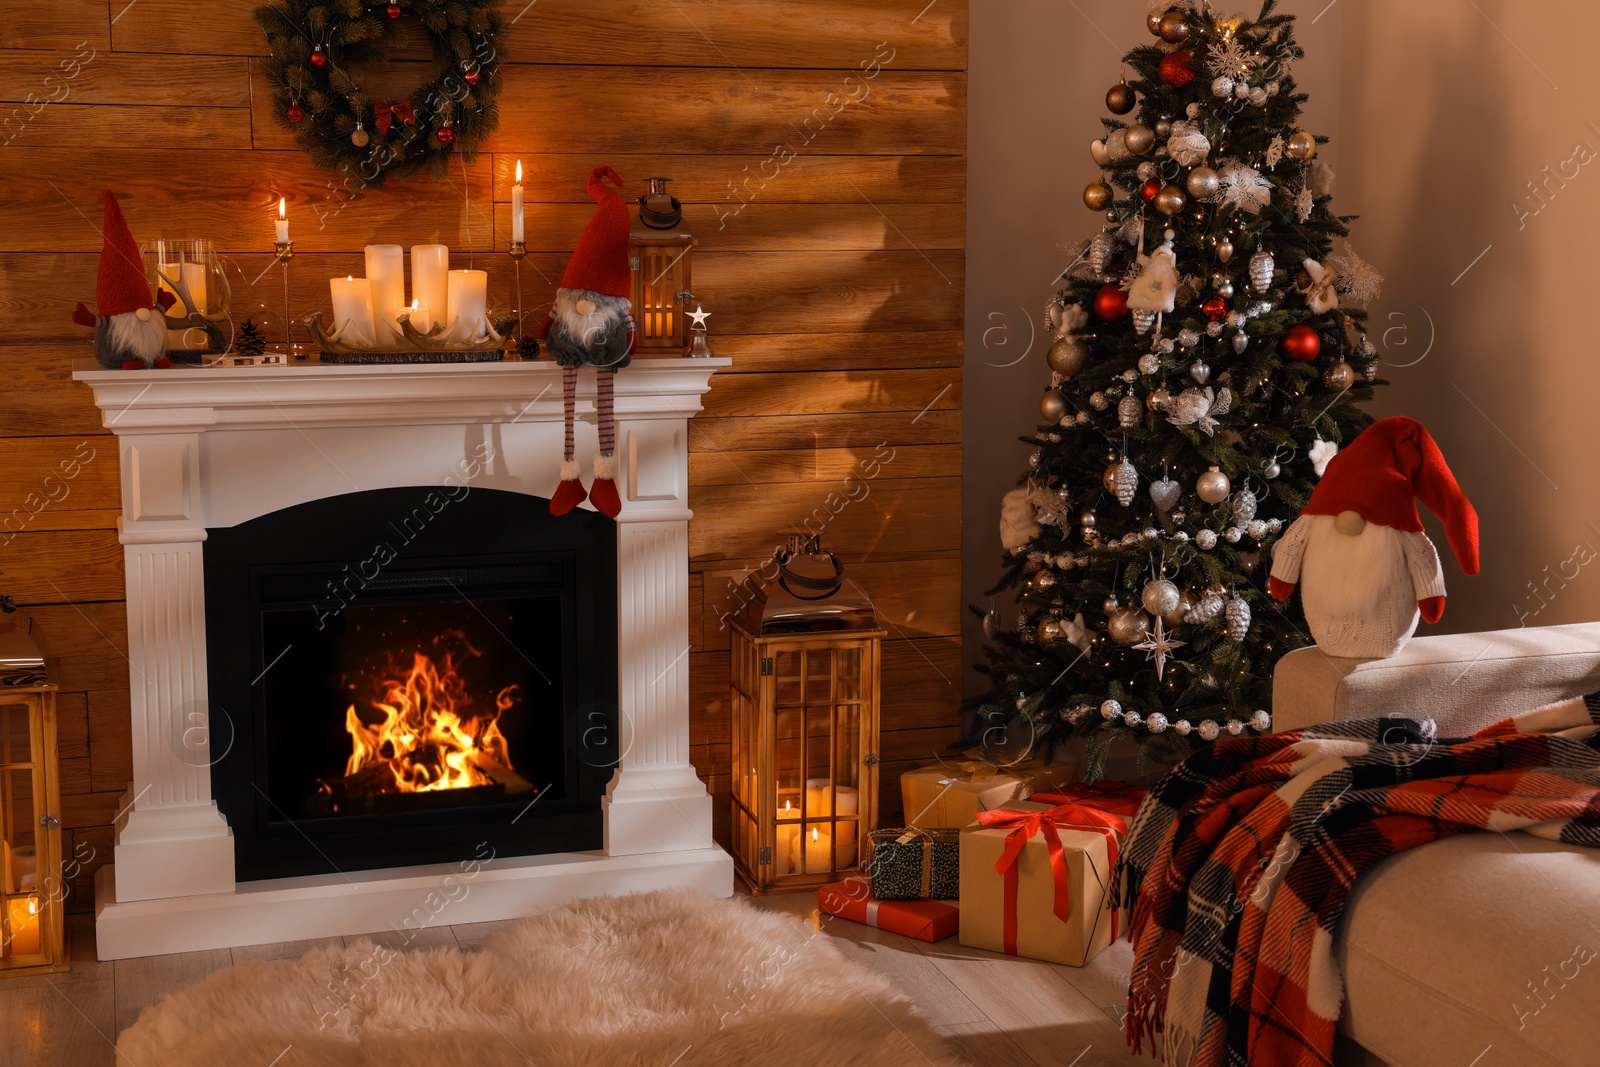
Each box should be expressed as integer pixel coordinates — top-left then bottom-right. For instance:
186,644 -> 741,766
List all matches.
302,311 -> 515,356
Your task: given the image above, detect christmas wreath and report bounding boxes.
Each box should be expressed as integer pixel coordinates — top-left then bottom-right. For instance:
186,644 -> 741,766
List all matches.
254,0 -> 504,185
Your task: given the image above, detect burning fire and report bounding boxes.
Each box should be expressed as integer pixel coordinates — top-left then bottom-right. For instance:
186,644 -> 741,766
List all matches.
344,648 -> 519,794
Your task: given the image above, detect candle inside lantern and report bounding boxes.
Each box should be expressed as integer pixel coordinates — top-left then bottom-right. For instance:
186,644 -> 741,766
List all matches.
275,197 -> 289,244
403,299 -> 433,333
364,244 -> 406,344
773,796 -> 802,875
804,779 -> 860,867
801,825 -> 834,874
444,268 -> 489,343
329,275 -> 377,348
511,159 -> 525,244
5,896 -> 40,957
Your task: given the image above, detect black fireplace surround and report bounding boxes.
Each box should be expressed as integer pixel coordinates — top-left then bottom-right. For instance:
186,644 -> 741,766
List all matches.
205,486 -> 618,882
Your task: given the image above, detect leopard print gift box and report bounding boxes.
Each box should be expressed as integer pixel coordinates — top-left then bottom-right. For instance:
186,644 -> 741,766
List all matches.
868,827 -> 960,900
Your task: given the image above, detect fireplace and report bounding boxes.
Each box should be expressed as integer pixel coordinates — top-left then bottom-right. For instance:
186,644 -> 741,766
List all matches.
204,486 -> 617,881
74,357 -> 732,960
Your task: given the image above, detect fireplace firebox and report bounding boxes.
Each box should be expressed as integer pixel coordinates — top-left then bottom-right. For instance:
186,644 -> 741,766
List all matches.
205,487 -> 618,881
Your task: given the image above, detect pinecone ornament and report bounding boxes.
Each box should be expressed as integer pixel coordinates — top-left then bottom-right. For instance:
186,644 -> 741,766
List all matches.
1231,491 -> 1257,526
1089,231 -> 1115,276
1225,594 -> 1252,641
1249,249 -> 1275,292
1109,457 -> 1138,506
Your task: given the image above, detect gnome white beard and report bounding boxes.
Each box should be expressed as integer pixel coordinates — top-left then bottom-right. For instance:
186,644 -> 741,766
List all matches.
554,290 -> 625,346
106,309 -> 169,365
1298,514 -> 1422,658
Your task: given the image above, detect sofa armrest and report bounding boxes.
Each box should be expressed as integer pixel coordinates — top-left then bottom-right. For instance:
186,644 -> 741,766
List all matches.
1271,621 -> 1600,736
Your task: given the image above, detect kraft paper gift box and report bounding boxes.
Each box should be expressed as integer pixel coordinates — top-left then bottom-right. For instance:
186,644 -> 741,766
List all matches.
817,877 -> 959,942
900,756 -> 1077,829
958,798 -> 1126,967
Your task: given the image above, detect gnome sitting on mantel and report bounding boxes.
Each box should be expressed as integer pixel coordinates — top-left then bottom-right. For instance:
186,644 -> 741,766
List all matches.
71,190 -> 177,370
541,166 -> 636,519
1268,416 -> 1479,660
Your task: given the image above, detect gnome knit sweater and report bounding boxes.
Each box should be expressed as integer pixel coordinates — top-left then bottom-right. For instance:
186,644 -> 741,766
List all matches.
1270,513 -> 1445,659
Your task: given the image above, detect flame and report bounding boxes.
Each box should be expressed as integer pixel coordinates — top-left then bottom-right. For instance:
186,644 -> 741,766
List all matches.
343,648 -> 518,793
514,159 -> 522,183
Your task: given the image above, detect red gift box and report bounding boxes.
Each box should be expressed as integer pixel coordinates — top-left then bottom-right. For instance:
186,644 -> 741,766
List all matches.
818,877 -> 958,942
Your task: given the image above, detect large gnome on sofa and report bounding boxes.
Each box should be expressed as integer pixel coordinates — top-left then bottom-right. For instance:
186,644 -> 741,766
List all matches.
72,190 -> 176,370
541,166 -> 636,519
1269,416 -> 1479,659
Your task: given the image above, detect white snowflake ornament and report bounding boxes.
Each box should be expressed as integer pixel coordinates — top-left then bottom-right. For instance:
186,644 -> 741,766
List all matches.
1218,161 -> 1272,214
1264,135 -> 1285,170
1294,186 -> 1315,222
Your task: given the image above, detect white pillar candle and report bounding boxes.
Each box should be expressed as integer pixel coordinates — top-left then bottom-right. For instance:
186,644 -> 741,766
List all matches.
411,244 -> 449,327
801,825 -> 834,874
403,299 -> 433,333
444,268 -> 488,343
805,778 -> 859,817
511,159 -> 525,244
179,262 -> 209,315
275,197 -> 289,244
329,275 -> 377,348
364,244 -> 406,344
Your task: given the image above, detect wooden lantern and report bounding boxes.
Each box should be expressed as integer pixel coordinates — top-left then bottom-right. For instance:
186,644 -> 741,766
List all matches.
629,177 -> 696,355
0,683 -> 66,976
729,536 -> 883,893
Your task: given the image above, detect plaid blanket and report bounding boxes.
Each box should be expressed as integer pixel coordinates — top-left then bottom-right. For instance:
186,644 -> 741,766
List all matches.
1113,694 -> 1600,1067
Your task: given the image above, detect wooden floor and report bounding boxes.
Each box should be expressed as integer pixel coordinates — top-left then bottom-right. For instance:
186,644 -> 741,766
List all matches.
4,898 -> 1151,1067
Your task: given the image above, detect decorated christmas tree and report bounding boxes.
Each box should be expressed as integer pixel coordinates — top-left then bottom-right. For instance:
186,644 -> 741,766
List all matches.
971,1 -> 1386,781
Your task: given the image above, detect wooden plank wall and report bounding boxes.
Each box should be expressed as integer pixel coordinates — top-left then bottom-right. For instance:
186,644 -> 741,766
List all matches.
0,0 -> 965,905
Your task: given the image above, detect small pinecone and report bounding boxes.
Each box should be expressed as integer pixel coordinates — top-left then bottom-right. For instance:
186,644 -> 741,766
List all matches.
235,318 -> 266,358
516,335 -> 540,361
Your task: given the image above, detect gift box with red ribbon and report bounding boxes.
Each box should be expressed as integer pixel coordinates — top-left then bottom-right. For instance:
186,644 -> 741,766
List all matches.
1029,780 -> 1147,830
817,877 -> 959,943
900,754 -> 1077,829
958,798 -> 1127,967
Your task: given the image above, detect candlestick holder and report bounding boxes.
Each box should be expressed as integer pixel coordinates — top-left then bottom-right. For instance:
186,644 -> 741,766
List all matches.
273,240 -> 296,360
508,240 -> 527,339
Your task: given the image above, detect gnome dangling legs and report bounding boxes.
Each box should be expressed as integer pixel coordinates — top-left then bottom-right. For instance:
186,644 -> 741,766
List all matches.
1268,416 -> 1479,659
72,191 -> 176,370
541,166 -> 636,519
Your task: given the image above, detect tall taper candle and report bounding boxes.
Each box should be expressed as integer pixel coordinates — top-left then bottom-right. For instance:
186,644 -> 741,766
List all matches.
511,159 -> 525,244
364,244 -> 405,344
411,244 -> 449,328
275,197 -> 289,244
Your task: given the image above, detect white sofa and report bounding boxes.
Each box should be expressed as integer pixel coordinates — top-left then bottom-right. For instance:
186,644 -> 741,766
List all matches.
1272,621 -> 1600,1067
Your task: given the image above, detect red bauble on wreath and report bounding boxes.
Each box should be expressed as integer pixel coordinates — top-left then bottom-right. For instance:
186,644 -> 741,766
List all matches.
1202,297 -> 1228,323
464,69 -> 481,86
1159,51 -> 1196,88
1139,177 -> 1161,204
436,126 -> 456,144
1094,283 -> 1130,321
386,3 -> 402,15
286,103 -> 306,124
1280,324 -> 1322,362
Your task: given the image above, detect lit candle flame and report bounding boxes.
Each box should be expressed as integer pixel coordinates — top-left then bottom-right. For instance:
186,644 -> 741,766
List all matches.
278,197 -> 286,219
811,827 -> 819,843
514,159 -> 522,183
411,299 -> 420,310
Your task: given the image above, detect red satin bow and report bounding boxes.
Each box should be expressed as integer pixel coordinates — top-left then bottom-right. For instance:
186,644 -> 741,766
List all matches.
975,802 -> 1127,955
374,100 -> 416,134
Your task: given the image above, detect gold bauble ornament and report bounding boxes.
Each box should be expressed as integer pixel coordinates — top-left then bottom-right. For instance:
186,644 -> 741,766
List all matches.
1047,335 -> 1089,377
1039,387 -> 1069,424
1153,184 -> 1187,216
1147,387 -> 1173,412
1084,179 -> 1113,211
1186,166 -> 1220,199
1106,82 -> 1137,115
1031,569 -> 1058,592
1158,9 -> 1191,43
1322,361 -> 1356,391
1108,606 -> 1150,646
1124,123 -> 1156,155
1147,9 -> 1165,36
1196,465 -> 1231,505
1286,130 -> 1317,160
1037,616 -> 1065,643
1162,589 -> 1195,628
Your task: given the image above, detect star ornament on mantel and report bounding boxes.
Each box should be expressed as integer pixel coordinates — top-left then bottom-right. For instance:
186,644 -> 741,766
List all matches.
686,304 -> 711,329
1133,616 -> 1186,681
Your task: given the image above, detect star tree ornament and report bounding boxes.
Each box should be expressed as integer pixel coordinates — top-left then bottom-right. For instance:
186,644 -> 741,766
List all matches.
1133,617 -> 1186,680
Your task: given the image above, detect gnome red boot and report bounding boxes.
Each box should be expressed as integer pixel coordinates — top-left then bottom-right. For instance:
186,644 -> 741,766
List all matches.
589,454 -> 621,518
549,457 -> 588,516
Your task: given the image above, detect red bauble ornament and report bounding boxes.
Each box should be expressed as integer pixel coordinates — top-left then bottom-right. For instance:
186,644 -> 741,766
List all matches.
1280,324 -> 1322,362
310,48 -> 327,67
1094,283 -> 1130,321
286,103 -> 306,124
386,3 -> 401,16
1139,177 -> 1161,204
463,69 -> 481,86
436,126 -> 456,144
1158,51 -> 1196,88
1202,297 -> 1228,323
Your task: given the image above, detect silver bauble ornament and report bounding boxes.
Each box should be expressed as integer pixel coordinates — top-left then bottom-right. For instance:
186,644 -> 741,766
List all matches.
1118,393 -> 1143,428
1190,361 -> 1211,384
1187,166 -> 1221,199
1080,509 -> 1096,529
1103,595 -> 1120,613
982,606 -> 1004,639
1142,578 -> 1181,617
1251,709 -> 1272,732
1100,699 -> 1123,720
1225,594 -> 1251,641
1206,321 -> 1224,338
1196,466 -> 1231,504
1161,589 -> 1194,628
1148,475 -> 1181,512
1212,75 -> 1235,98
1226,719 -> 1246,736
1040,387 -> 1069,424
1231,332 -> 1250,354
1212,273 -> 1236,300
1147,711 -> 1169,734
1249,249 -> 1275,292
1226,310 -> 1247,330
1198,719 -> 1221,741
1123,710 -> 1143,729
1047,335 -> 1089,378
1173,718 -> 1193,736
1108,606 -> 1150,646
1231,491 -> 1257,526
1138,352 -> 1160,375
1108,457 -> 1138,506
1215,237 -> 1235,263
1195,528 -> 1218,550
1263,461 -> 1281,479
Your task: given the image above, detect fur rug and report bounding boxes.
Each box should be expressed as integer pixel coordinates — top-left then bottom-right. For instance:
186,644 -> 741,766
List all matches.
117,890 -> 964,1067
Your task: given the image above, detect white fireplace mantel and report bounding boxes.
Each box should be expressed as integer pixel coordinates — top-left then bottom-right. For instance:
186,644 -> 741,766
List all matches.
73,356 -> 734,959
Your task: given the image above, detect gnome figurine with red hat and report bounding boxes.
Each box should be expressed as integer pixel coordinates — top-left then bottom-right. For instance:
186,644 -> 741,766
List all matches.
72,191 -> 176,370
541,166 -> 637,519
1268,416 -> 1480,659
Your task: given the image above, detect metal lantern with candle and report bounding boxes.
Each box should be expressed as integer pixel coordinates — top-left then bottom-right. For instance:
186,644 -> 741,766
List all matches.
0,611 -> 66,977
729,535 -> 883,893
629,178 -> 696,355
142,238 -> 232,362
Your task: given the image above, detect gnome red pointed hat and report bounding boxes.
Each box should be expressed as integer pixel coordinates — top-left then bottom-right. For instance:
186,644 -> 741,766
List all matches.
1305,415 -> 1480,575
94,191 -> 155,318
557,166 -> 630,298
